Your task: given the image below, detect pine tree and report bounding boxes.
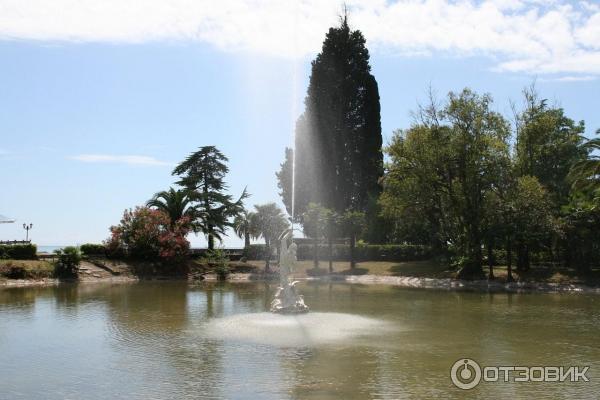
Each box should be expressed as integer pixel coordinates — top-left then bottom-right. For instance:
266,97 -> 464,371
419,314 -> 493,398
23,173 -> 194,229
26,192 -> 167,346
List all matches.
172,146 -> 247,250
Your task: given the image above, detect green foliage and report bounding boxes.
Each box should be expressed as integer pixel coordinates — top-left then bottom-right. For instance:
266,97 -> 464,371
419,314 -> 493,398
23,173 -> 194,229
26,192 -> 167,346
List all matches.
275,147 -> 294,217
172,146 -> 248,250
511,176 -> 556,247
201,248 -> 230,280
278,16 -> 383,219
106,207 -> 190,262
569,130 -> 600,202
54,246 -> 82,278
79,243 -> 106,256
302,203 -> 326,239
146,187 -> 198,228
321,208 -> 340,242
245,243 -> 430,262
245,244 -> 270,261
249,203 -> 289,271
381,88 -> 511,277
0,244 -> 37,260
560,197 -> 600,271
233,210 -> 255,249
379,84 -> 600,274
1,263 -> 26,279
340,210 -> 366,238
295,243 -> 431,262
515,86 -> 587,206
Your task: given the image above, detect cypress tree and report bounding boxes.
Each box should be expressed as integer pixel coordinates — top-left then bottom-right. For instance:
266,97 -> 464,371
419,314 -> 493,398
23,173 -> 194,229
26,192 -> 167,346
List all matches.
278,16 -> 383,219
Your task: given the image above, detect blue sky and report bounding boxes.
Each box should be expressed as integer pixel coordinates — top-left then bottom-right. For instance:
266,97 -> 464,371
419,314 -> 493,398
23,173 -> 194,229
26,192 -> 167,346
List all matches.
1,0 -> 599,247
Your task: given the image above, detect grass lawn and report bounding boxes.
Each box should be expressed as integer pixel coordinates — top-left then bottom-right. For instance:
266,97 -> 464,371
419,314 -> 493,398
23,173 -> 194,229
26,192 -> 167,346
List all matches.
245,259 -> 600,285
246,259 -> 454,278
0,259 -> 55,279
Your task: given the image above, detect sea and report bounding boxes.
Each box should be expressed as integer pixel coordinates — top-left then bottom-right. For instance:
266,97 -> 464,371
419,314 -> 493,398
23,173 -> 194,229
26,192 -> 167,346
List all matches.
36,245 -> 68,254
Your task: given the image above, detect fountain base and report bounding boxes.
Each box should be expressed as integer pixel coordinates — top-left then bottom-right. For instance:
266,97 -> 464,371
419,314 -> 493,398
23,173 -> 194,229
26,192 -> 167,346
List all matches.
270,282 -> 309,314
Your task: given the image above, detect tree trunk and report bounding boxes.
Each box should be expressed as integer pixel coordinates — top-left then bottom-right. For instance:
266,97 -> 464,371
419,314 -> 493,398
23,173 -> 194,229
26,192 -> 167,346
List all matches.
208,231 -> 215,251
264,240 -> 271,273
457,225 -> 484,279
244,230 -> 250,249
350,235 -> 356,270
516,243 -> 530,272
204,182 -> 214,250
313,236 -> 319,269
487,240 -> 494,280
328,237 -> 333,274
506,236 -> 513,283
276,243 -> 281,266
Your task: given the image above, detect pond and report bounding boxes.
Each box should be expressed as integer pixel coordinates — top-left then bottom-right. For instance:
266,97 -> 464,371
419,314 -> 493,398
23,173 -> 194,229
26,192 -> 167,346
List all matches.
1,282 -> 598,399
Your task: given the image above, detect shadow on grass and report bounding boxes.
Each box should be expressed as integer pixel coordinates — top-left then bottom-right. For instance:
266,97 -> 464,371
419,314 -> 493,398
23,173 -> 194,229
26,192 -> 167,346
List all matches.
510,265 -> 600,285
334,267 -> 369,276
388,261 -> 453,278
306,267 -> 330,276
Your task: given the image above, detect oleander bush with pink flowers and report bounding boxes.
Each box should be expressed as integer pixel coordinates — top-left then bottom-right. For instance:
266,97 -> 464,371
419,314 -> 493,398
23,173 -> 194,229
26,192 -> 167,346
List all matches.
105,207 -> 191,263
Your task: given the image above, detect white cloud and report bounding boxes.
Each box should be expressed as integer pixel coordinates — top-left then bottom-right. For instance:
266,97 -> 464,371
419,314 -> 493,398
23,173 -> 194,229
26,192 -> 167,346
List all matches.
0,0 -> 599,75
70,154 -> 172,166
542,75 -> 598,82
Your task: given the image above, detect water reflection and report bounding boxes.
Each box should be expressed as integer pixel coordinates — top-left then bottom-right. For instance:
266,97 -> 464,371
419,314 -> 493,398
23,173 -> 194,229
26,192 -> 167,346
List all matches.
0,282 -> 599,399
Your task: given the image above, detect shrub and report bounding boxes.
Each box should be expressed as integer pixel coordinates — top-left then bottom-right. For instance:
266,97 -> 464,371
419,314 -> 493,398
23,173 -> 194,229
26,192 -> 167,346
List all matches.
201,248 -> 230,280
54,246 -> 82,278
105,207 -> 190,262
245,244 -> 271,261
0,244 -> 37,260
0,262 -> 27,279
80,243 -> 106,256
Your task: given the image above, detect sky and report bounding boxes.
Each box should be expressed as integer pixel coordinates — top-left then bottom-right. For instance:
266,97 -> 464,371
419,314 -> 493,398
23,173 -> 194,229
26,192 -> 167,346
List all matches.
0,0 -> 599,248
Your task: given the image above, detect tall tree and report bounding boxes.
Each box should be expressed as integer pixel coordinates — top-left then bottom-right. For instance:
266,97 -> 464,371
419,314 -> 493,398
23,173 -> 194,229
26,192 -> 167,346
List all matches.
569,130 -> 600,202
277,15 -> 383,220
515,86 -> 587,206
381,89 -> 510,278
510,176 -> 556,272
172,146 -> 247,250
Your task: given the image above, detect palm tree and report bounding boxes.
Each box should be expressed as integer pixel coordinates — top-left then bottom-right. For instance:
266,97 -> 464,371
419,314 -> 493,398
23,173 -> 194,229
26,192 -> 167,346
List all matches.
233,210 -> 254,249
249,203 -> 289,272
146,188 -> 197,228
569,131 -> 600,203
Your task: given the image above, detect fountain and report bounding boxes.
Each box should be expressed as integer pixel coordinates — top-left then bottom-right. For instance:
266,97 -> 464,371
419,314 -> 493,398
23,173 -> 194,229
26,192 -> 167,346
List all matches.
270,230 -> 309,314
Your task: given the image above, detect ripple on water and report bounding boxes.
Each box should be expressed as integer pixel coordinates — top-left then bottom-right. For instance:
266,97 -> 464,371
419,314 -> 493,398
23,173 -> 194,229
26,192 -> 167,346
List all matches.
204,312 -> 395,347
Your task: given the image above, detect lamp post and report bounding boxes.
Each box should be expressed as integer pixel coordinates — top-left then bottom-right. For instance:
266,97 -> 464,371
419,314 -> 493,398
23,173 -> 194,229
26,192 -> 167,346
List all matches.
23,223 -> 33,242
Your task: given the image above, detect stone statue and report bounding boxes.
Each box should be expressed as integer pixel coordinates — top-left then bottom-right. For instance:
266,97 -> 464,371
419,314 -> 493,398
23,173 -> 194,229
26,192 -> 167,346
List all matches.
270,230 -> 309,314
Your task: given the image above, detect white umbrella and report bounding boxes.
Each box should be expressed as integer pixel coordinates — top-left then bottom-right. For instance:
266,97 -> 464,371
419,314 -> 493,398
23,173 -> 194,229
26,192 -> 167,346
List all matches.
0,214 -> 15,224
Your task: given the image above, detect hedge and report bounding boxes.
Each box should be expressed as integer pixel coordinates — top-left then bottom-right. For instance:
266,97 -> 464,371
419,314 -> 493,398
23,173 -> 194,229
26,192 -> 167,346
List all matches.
0,244 -> 37,260
80,243 -> 106,256
244,245 -> 271,261
245,243 -> 431,262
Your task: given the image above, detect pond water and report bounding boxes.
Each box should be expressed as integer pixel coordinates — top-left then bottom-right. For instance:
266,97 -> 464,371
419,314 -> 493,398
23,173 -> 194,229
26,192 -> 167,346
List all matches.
1,282 -> 599,399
